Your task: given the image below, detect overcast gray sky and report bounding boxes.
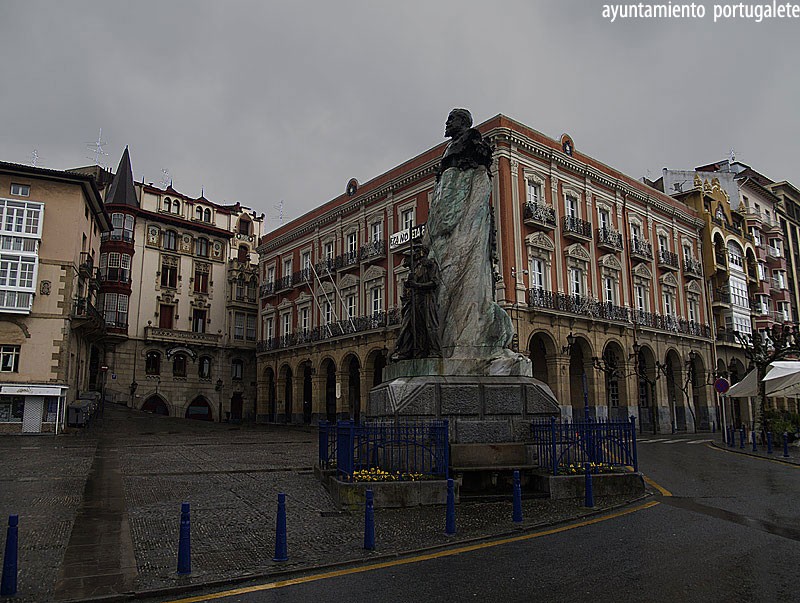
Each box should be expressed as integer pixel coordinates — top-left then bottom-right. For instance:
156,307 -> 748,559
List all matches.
1,1 -> 798,229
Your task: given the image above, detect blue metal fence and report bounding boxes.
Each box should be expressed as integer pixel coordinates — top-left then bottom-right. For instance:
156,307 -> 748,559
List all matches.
531,416 -> 638,476
318,420 -> 449,480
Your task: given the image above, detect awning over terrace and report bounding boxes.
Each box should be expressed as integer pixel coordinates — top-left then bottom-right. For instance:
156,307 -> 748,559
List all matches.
726,361 -> 800,398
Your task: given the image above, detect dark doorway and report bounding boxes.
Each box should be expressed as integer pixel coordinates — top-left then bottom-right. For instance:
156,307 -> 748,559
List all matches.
142,396 -> 168,415
372,353 -> 385,387
303,363 -> 313,424
230,392 -> 243,423
265,368 -> 276,422
284,367 -> 293,424
186,396 -> 212,421
347,356 -> 361,422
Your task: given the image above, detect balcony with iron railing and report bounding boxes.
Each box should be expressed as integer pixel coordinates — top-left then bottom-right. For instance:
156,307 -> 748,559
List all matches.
72,297 -> 106,334
523,203 -> 557,229
657,249 -> 680,270
525,287 -> 711,338
275,274 -> 293,291
260,282 -> 275,298
144,326 -> 222,345
78,252 -> 94,278
360,239 -> 386,262
334,249 -> 360,271
725,222 -> 743,236
629,238 -> 653,262
257,308 -> 402,353
712,287 -> 731,305
596,227 -> 623,251
562,216 -> 593,240
683,256 -> 703,278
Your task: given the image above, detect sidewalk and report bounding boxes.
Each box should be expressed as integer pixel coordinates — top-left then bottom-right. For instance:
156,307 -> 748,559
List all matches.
713,432 -> 800,465
0,405 -> 645,603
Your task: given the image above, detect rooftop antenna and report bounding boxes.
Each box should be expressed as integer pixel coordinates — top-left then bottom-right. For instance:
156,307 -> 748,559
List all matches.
160,168 -> 171,189
86,128 -> 108,166
30,149 -> 39,167
729,148 -> 737,164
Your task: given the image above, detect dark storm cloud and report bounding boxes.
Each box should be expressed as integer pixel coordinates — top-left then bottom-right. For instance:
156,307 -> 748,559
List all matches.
1,1 -> 798,229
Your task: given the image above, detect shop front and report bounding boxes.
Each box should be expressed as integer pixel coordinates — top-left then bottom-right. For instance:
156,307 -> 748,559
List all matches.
0,385 -> 68,434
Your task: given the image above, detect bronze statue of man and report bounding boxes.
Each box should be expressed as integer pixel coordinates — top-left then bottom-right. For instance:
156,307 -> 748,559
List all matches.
436,108 -> 493,181
391,244 -> 442,360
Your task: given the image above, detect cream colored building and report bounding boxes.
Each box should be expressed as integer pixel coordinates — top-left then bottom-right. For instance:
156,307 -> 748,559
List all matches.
0,162 -> 111,433
88,150 -> 264,421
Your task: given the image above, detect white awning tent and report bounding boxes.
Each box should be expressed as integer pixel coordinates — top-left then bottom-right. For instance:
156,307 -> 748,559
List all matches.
726,361 -> 800,398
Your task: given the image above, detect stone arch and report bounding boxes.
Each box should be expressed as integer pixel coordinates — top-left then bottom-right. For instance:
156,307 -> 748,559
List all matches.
690,352 -> 711,430
320,357 -> 338,423
636,344 -> 658,433
567,335 -> 596,416
141,394 -> 169,416
528,331 -> 557,385
601,339 -> 628,420
365,347 -> 387,389
343,353 -> 362,422
298,360 -> 314,424
263,366 -> 276,422
278,363 -> 293,424
186,396 -> 213,421
664,349 -> 684,432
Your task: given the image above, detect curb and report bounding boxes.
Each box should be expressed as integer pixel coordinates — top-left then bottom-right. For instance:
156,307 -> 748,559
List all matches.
57,493 -> 653,603
709,441 -> 800,466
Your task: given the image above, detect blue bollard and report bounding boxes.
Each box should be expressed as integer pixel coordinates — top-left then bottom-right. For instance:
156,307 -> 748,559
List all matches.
739,428 -> 745,449
512,470 -> 523,523
445,478 -> 456,535
177,503 -> 191,575
584,463 -> 594,508
363,490 -> 375,551
1,515 -> 18,597
273,492 -> 288,562
767,432 -> 773,454
784,433 -> 790,458
752,431 -> 757,452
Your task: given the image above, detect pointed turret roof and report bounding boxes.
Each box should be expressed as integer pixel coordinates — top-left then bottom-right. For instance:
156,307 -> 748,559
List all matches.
105,146 -> 138,208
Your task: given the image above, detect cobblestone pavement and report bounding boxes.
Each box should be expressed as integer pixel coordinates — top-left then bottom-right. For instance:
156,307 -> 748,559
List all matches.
0,405 -> 644,603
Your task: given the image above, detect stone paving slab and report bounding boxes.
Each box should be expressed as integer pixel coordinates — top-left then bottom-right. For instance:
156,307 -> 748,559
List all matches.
0,406 -> 642,603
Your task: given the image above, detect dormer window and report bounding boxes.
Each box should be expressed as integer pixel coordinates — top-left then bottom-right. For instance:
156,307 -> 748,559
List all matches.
195,206 -> 203,220
204,208 -> 211,222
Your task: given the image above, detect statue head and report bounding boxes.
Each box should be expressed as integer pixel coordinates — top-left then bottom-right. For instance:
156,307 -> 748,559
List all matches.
445,108 -> 472,138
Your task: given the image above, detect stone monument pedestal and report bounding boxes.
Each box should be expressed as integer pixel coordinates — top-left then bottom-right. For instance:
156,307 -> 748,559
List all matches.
368,357 -> 560,444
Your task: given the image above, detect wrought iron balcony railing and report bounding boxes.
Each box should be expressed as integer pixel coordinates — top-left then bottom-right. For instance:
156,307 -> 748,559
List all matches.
596,227 -> 623,251
629,238 -> 653,260
526,287 -> 711,338
257,308 -> 402,353
523,203 -> 557,228
562,216 -> 593,239
683,256 -> 703,276
658,250 -> 680,269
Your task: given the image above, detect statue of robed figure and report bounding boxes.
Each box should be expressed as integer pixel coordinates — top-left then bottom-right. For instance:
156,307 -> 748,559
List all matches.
392,243 -> 442,360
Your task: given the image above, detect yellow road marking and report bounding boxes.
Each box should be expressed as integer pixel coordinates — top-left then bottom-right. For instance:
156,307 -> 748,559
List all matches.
162,501 -> 660,603
707,443 -> 800,468
642,474 -> 673,497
